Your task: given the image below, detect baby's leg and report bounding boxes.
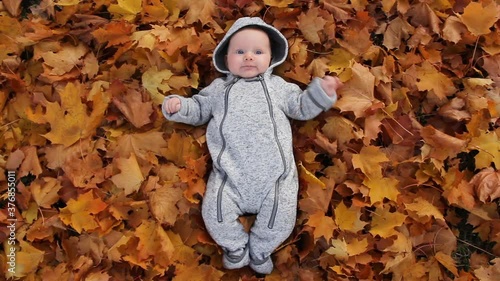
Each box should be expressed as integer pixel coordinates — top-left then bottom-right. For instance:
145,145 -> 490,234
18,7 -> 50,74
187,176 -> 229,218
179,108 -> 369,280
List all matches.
248,182 -> 298,274
202,174 -> 249,269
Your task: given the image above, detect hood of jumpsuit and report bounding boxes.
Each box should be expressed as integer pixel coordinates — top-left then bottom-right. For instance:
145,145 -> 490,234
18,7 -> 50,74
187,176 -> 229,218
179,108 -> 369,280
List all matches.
212,17 -> 289,76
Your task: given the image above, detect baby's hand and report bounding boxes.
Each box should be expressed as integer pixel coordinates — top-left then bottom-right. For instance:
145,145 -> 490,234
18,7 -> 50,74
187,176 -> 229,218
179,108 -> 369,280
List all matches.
320,76 -> 343,97
164,97 -> 181,114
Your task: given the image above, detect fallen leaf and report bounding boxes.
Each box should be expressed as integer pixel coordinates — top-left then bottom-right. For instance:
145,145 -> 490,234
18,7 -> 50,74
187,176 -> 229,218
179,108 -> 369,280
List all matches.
458,1 -> 499,36
111,153 -> 145,196
306,211 -> 336,241
334,201 -> 367,233
26,82 -> 110,147
59,191 -> 108,233
470,167 -> 500,202
369,206 -> 407,238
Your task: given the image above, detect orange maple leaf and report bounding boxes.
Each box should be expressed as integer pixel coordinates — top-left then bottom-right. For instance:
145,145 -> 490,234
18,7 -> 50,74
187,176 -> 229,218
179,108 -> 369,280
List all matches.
26,82 -> 110,147
59,191 -> 108,233
306,211 -> 337,241
458,1 -> 499,36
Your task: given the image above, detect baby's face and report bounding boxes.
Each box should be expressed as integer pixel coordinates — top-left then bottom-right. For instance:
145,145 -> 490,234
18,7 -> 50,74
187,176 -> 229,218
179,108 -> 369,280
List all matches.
225,28 -> 272,78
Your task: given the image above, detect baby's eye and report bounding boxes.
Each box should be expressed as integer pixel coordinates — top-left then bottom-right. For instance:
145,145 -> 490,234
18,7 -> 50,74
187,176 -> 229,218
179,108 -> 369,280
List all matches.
236,49 -> 245,54
255,50 -> 263,55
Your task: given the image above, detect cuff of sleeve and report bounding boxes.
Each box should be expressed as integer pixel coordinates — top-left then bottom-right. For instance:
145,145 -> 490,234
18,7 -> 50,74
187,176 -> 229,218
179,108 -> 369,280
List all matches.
309,78 -> 337,112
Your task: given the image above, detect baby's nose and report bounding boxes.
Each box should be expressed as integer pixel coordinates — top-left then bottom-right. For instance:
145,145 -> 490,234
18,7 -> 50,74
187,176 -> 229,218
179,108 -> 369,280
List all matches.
244,54 -> 253,60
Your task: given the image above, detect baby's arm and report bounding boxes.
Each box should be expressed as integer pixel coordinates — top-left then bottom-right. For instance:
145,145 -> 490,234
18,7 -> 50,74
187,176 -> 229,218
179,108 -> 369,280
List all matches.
281,75 -> 342,120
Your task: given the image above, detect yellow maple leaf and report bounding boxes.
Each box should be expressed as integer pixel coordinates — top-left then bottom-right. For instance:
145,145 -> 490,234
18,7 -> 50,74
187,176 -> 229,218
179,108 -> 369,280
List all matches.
415,61 -> 456,102
352,145 -> 389,178
468,130 -> 500,169
108,0 -> 143,21
298,7 -> 326,44
369,205 -> 407,238
405,197 -> 445,222
59,191 -> 107,233
327,48 -> 355,76
264,0 -> 294,8
26,82 -> 110,147
364,175 -> 400,204
458,1 -> 499,36
142,66 -> 174,104
111,153 -> 145,196
334,201 -> 367,233
326,238 -> 348,261
306,211 -> 337,241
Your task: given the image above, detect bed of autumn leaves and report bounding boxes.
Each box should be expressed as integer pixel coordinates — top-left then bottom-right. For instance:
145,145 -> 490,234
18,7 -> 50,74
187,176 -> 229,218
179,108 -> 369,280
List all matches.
0,0 -> 500,280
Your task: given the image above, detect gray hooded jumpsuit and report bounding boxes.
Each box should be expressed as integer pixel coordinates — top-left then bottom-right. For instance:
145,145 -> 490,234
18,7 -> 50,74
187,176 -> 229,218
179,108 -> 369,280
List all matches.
162,17 -> 337,274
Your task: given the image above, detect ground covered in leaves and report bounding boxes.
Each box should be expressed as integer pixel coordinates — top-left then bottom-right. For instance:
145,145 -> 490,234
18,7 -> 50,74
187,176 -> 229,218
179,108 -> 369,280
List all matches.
0,0 -> 500,280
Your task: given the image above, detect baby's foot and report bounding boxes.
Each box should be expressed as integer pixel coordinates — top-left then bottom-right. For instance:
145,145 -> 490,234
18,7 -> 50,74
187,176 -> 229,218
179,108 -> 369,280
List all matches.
249,255 -> 273,274
223,247 -> 249,269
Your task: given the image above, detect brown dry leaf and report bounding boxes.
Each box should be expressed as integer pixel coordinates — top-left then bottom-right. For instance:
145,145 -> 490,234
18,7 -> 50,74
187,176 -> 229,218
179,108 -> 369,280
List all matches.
420,125 -> 467,161
149,184 -> 183,226
40,43 -> 88,75
3,0 -> 22,17
383,17 -> 414,50
31,177 -> 62,208
297,7 -> 326,44
177,0 -> 216,25
133,220 -> 175,269
335,62 -> 378,118
435,251 -> 459,277
474,258 -> 500,281
162,132 -> 202,167
112,87 -> 154,128
470,167 -> 500,203
458,1 -> 499,36
59,191 -> 108,233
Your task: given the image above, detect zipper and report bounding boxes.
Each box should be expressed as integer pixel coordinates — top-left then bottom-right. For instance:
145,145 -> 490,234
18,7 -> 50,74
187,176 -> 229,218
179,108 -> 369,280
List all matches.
258,75 -> 287,229
216,78 -> 239,223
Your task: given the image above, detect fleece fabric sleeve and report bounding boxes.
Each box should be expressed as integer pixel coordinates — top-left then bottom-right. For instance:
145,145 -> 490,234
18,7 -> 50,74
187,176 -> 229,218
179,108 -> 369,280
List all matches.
282,77 -> 337,120
161,84 -> 216,126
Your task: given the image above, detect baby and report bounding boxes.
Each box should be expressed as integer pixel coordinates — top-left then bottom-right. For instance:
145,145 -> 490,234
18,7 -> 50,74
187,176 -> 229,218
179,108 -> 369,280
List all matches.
162,17 -> 342,274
